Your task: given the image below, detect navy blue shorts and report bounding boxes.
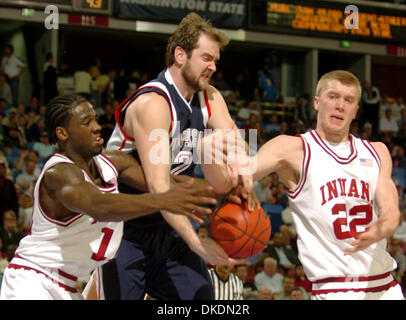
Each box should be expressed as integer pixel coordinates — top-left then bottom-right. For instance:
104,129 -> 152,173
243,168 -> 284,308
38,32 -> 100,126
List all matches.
101,222 -> 214,300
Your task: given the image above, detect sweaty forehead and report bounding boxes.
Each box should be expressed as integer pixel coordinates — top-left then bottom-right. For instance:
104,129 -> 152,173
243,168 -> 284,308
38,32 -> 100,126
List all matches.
72,102 -> 96,118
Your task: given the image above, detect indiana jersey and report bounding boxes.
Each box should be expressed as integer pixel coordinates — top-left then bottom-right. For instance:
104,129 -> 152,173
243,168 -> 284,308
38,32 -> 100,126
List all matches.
107,69 -> 211,228
287,130 -> 397,285
9,152 -> 123,291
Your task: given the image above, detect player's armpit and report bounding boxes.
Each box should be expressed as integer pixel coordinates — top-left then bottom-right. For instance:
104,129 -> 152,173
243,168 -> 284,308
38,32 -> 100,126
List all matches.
104,150 -> 148,191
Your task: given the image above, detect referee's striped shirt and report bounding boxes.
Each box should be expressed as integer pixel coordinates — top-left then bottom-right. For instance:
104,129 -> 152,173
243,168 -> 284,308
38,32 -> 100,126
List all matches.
208,268 -> 244,300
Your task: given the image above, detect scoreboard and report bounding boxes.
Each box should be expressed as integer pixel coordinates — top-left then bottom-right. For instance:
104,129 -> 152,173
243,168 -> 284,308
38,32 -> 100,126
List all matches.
250,1 -> 406,45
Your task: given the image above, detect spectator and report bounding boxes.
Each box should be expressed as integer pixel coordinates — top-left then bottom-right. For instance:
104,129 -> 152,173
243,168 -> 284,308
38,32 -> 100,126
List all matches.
17,192 -> 32,233
264,114 -> 281,137
392,145 -> 406,169
27,117 -> 46,142
253,174 -> 273,204
274,275 -> 296,300
15,159 -> 38,192
27,96 -> 39,114
360,81 -> 380,138
0,158 -> 18,225
279,224 -> 298,253
379,108 -> 398,140
0,236 -> 9,288
36,105 -> 47,121
212,71 -> 233,101
16,114 -> 28,144
0,99 -> 8,119
269,182 -> 289,207
236,101 -> 260,121
243,291 -> 258,300
13,149 -> 41,178
234,263 -> 256,294
281,208 -> 297,240
257,285 -> 274,300
0,111 -> 5,143
252,118 -> 267,147
43,52 -> 58,104
2,107 -> 17,128
242,113 -> 258,133
88,57 -> 101,80
254,257 -> 284,295
0,73 -> 12,106
394,211 -> 406,242
290,287 -> 305,300
0,210 -> 24,251
3,126 -> 24,149
92,68 -> 110,112
25,111 -> 37,142
257,69 -> 277,102
0,44 -> 26,107
73,64 -> 92,94
264,232 -> 300,274
279,120 -> 289,135
293,264 -> 312,294
33,131 -> 56,162
361,122 -> 374,140
388,237 -> 406,290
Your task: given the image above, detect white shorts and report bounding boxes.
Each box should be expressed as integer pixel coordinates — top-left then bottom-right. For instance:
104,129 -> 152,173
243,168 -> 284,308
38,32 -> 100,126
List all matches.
0,267 -> 83,300
311,271 -> 404,300
82,267 -> 104,300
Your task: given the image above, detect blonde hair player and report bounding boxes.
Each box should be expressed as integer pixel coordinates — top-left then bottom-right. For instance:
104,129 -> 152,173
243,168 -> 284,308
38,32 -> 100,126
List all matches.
204,70 -> 404,300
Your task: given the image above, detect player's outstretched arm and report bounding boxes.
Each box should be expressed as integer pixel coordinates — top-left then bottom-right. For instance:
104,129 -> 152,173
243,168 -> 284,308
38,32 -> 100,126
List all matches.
345,142 -> 400,255
205,85 -> 253,194
44,163 -> 217,222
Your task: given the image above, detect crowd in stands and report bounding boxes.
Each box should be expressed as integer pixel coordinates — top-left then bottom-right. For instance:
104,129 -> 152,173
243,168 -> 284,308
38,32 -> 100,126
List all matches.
1,47 -> 406,300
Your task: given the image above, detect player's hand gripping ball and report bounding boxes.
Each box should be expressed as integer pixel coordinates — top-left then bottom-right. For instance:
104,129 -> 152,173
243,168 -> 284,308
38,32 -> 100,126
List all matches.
209,201 -> 271,258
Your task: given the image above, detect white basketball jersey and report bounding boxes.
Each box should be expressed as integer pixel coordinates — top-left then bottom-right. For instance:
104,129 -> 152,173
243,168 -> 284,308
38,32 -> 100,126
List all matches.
287,130 -> 396,283
10,152 -> 123,291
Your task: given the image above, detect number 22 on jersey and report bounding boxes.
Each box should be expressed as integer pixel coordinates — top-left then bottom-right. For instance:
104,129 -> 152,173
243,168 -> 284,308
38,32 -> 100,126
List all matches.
332,203 -> 373,240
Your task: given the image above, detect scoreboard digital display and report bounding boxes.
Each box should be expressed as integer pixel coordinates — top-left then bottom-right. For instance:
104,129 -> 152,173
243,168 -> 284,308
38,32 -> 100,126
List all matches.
250,1 -> 406,45
72,0 -> 111,14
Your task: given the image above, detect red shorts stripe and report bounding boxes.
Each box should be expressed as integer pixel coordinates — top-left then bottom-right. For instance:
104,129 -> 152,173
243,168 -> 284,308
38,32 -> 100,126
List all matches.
313,271 -> 391,284
312,280 -> 397,295
8,263 -> 78,293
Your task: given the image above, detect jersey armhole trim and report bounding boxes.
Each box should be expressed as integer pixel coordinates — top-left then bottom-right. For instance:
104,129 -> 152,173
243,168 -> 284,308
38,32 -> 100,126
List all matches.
287,136 -> 310,199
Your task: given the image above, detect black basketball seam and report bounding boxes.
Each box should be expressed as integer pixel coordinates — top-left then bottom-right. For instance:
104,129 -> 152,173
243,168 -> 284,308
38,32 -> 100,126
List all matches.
230,203 -> 260,257
230,212 -> 271,258
210,204 -> 248,241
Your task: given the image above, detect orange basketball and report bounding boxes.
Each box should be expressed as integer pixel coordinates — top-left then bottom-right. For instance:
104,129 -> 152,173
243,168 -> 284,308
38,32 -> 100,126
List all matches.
209,201 -> 271,259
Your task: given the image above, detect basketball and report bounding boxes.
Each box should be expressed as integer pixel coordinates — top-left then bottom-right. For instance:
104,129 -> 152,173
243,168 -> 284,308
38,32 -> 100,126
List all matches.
209,201 -> 271,259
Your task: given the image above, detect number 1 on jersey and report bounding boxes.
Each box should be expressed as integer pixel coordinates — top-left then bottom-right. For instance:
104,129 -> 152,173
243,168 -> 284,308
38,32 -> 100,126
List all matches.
91,227 -> 114,261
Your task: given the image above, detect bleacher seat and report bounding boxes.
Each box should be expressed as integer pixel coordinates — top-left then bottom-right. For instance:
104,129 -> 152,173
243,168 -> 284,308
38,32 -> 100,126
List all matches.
262,203 -> 284,234
393,167 -> 406,189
